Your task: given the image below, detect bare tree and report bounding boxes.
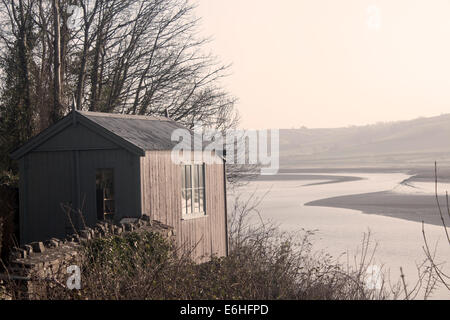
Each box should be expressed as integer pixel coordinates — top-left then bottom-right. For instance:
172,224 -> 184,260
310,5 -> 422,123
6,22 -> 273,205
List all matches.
0,0 -> 242,183
1,0 -> 238,128
52,0 -> 62,121
0,0 -> 36,172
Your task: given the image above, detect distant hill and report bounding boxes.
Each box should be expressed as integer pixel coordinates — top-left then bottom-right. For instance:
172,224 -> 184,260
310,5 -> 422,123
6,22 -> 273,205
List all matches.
279,114 -> 450,169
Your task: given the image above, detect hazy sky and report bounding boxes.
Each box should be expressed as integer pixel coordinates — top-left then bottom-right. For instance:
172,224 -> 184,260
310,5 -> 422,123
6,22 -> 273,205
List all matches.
194,0 -> 450,129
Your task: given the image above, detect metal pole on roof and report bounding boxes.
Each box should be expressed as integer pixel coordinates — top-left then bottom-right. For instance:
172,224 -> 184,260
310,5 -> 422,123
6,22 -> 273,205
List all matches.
72,95 -> 78,111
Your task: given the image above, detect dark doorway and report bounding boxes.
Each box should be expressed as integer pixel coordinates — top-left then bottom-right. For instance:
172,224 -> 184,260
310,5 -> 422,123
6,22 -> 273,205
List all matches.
96,169 -> 115,222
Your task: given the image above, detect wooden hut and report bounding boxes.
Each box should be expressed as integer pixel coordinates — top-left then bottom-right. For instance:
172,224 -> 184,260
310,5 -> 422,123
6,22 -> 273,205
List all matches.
11,111 -> 228,260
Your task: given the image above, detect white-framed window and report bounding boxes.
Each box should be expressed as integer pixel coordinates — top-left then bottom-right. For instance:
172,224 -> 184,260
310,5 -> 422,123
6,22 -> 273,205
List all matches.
181,163 -> 206,218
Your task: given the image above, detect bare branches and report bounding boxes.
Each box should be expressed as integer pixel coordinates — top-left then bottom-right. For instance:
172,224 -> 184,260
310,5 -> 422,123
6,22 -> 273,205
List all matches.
422,221 -> 450,291
0,1 -> 237,130
434,162 -> 450,245
418,162 -> 450,296
0,0 -> 241,182
227,191 -> 397,300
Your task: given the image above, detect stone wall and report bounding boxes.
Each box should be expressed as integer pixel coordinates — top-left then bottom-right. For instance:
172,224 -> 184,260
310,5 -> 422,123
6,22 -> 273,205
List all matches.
4,217 -> 175,297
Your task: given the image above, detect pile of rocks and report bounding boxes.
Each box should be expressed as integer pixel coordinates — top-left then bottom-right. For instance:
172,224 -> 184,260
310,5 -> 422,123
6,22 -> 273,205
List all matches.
0,280 -> 12,300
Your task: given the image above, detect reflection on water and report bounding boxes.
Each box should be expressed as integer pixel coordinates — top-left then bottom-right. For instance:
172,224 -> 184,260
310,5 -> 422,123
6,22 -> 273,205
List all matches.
230,173 -> 450,299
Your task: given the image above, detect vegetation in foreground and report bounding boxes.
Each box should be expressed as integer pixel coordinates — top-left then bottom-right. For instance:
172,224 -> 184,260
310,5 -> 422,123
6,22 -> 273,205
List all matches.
3,195 -> 400,301
3,168 -> 450,300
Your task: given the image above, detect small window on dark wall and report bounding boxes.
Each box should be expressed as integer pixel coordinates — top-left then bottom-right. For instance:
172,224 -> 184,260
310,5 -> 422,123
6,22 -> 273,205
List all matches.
181,164 -> 205,218
96,169 -> 115,222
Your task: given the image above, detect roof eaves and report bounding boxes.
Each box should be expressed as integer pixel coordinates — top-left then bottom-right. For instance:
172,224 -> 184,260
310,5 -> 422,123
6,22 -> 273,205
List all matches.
77,110 -> 171,122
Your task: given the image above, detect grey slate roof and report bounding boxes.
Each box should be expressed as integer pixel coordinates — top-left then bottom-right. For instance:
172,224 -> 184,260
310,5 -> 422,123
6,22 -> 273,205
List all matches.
78,111 -> 189,151
11,110 -> 201,159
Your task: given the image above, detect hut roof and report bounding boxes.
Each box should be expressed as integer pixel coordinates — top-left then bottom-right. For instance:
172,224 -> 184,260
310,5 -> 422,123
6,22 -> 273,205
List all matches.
10,110 -> 197,159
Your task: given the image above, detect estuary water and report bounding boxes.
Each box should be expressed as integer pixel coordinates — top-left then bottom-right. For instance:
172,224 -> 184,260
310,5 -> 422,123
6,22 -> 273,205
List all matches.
231,172 -> 450,299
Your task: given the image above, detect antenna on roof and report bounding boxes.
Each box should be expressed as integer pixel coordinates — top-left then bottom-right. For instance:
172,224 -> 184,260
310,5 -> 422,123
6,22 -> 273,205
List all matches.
164,108 -> 170,119
72,95 -> 78,112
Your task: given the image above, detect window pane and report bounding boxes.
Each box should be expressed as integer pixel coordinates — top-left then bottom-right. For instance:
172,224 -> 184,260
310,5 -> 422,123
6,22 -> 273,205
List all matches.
194,189 -> 200,212
181,165 -> 186,189
199,188 -> 205,212
104,200 -> 115,214
181,164 -> 206,216
186,189 -> 192,214
199,165 -> 204,188
96,169 -> 115,222
193,165 -> 199,188
182,190 -> 187,215
185,165 -> 192,189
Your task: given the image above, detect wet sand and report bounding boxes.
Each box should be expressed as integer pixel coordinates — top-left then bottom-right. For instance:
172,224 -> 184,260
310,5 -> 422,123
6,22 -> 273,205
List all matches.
256,169 -> 450,227
306,191 -> 446,227
255,174 -> 364,185
277,166 -> 450,182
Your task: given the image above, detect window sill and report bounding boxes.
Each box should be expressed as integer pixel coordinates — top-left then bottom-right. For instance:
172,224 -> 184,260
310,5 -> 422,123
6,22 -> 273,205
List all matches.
182,213 -> 208,221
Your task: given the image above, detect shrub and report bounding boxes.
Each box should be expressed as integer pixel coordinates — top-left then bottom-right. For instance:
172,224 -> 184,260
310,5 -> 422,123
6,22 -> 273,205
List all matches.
81,231 -> 173,279
0,184 -> 19,263
26,231 -> 176,300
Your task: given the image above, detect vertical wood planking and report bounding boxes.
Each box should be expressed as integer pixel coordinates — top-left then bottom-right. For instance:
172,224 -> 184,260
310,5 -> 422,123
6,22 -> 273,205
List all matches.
140,151 -> 226,262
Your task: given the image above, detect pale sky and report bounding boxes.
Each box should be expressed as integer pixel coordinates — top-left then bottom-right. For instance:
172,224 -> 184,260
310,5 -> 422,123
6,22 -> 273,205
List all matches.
194,0 -> 450,129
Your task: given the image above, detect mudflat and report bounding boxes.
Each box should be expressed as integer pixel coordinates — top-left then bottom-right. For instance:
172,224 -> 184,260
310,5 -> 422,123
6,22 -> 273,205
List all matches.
254,167 -> 450,227
305,191 -> 447,227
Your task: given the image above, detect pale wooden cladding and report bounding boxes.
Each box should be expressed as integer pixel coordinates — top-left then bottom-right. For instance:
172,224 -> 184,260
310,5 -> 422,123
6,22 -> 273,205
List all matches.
140,151 -> 227,261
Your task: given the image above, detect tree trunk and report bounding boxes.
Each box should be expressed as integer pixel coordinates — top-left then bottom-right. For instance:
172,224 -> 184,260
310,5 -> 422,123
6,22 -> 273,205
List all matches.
75,37 -> 89,110
17,0 -> 32,141
52,0 -> 62,123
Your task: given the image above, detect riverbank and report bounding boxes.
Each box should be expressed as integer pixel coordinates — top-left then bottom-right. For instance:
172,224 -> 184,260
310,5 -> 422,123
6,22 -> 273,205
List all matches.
234,171 -> 450,299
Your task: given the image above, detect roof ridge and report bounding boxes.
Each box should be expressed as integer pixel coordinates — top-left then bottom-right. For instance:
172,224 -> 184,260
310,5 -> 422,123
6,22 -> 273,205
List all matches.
77,110 -> 172,122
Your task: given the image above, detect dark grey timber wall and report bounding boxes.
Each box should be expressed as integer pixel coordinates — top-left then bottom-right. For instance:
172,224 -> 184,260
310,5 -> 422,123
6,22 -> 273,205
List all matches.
20,151 -> 73,244
77,149 -> 141,227
19,123 -> 142,244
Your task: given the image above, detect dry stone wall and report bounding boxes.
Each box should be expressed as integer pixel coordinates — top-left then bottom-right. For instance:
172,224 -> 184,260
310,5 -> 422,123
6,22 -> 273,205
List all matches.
7,217 -> 175,284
